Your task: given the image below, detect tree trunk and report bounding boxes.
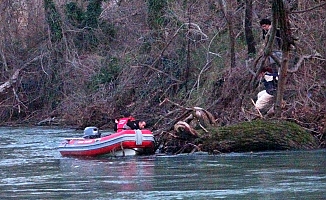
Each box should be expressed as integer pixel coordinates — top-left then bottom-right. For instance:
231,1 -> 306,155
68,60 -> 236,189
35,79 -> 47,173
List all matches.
244,0 -> 256,58
219,0 -> 236,68
201,120 -> 319,153
272,0 -> 293,117
228,12 -> 236,68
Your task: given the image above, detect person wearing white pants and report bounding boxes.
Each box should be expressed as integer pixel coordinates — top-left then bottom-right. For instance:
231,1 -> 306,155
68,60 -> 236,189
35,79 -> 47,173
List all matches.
255,69 -> 278,113
255,90 -> 274,110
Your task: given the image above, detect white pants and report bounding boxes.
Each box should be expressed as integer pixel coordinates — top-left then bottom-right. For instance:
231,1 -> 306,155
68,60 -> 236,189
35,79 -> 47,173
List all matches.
256,90 -> 274,110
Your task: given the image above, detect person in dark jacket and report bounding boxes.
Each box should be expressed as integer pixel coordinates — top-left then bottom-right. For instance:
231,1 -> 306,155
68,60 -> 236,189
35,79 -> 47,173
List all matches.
126,120 -> 146,130
259,18 -> 282,67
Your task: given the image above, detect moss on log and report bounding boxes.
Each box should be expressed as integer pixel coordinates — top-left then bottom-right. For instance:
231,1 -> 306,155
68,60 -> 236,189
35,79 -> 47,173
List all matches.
201,120 -> 319,153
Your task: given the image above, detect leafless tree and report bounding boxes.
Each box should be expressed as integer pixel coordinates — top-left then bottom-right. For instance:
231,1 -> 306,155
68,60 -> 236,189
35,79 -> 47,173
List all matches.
271,0 -> 295,116
244,0 -> 256,58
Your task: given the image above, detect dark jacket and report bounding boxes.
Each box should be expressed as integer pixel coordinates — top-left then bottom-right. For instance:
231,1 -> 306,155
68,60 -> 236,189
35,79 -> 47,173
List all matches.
126,120 -> 141,130
263,28 -> 282,50
263,72 -> 278,95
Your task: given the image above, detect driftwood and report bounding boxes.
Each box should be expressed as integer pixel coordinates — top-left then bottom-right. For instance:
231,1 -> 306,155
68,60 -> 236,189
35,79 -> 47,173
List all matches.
37,117 -> 64,126
154,98 -> 217,154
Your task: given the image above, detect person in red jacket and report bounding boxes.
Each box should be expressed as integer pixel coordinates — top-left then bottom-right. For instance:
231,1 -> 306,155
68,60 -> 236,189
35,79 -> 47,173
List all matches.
114,112 -> 135,132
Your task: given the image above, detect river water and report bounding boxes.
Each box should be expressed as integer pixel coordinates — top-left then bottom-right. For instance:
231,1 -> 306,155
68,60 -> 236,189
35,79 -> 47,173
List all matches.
0,127 -> 325,200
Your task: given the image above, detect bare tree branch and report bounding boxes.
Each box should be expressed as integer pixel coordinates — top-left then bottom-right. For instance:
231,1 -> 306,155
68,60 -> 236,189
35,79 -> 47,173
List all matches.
292,2 -> 326,14
0,53 -> 49,93
288,54 -> 326,73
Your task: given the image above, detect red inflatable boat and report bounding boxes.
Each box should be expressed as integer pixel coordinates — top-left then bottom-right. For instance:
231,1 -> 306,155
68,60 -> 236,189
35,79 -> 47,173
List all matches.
58,127 -> 155,157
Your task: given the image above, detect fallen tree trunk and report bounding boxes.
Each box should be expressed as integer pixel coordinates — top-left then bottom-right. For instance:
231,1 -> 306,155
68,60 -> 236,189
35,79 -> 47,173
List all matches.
153,99 -> 322,154
0,69 -> 20,93
0,53 -> 48,94
201,120 -> 319,153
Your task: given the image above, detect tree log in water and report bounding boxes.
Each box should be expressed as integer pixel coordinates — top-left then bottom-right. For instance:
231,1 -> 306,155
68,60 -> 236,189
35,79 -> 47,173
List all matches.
201,120 -> 319,154
157,117 -> 320,154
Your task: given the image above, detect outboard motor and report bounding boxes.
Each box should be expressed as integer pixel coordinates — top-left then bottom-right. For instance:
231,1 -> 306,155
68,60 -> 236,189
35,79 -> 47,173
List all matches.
83,127 -> 101,139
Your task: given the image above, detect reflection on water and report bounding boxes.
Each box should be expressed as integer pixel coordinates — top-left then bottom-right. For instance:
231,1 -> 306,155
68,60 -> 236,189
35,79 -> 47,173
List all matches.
0,127 -> 325,199
59,157 -> 154,192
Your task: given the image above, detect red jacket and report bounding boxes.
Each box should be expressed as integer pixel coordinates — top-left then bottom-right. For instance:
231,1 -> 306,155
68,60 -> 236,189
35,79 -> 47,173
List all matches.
116,117 -> 135,132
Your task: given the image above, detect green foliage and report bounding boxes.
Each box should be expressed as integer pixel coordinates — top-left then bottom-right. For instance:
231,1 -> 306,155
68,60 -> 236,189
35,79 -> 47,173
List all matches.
65,2 -> 84,27
84,0 -> 103,28
147,0 -> 168,29
99,21 -> 116,42
140,41 -> 152,54
88,57 -> 120,90
83,32 -> 99,50
65,0 -> 102,29
44,0 -> 63,43
64,0 -> 117,51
